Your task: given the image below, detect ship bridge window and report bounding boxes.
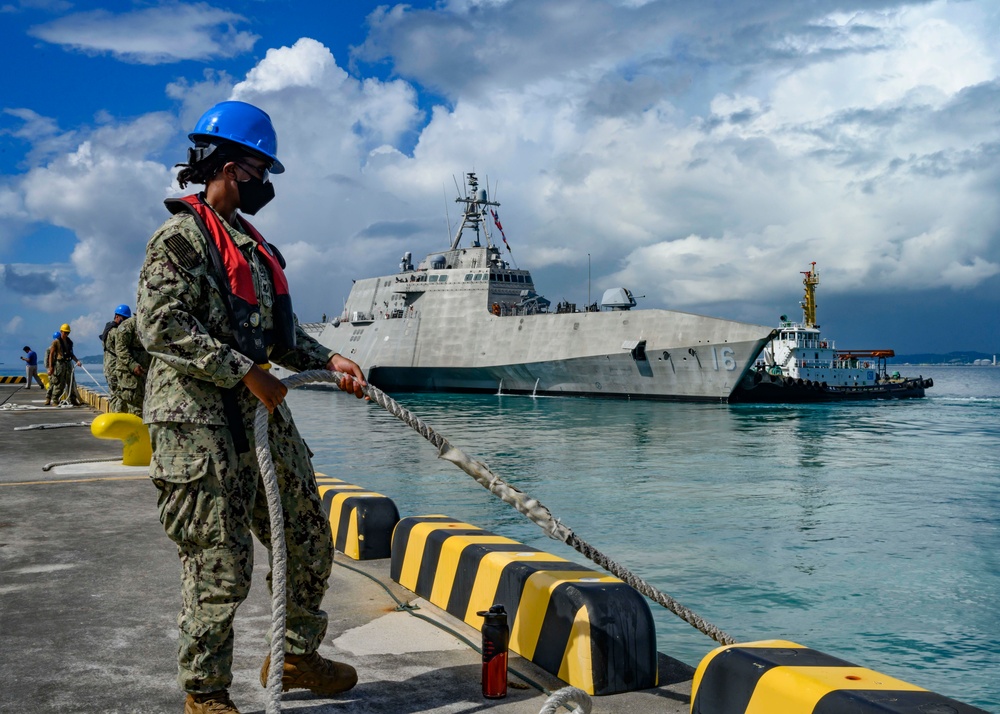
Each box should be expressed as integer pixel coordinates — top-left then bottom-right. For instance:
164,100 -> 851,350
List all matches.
503,274 -> 511,282
516,275 -> 525,283
464,274 -> 473,281
429,275 -> 439,282
439,275 -> 448,282
474,273 -> 483,281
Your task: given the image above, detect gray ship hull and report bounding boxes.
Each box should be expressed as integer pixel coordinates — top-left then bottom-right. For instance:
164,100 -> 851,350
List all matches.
313,309 -> 773,401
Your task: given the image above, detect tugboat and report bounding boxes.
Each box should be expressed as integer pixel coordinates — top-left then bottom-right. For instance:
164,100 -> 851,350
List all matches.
306,172 -> 775,401
730,262 -> 933,403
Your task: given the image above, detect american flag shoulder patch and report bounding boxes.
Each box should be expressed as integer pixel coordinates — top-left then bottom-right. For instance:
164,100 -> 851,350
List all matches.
163,233 -> 201,270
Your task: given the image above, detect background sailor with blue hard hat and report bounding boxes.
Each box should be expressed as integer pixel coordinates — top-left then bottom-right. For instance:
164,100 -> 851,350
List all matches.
101,304 -> 132,412
135,99 -> 366,714
43,331 -> 60,404
109,307 -> 150,417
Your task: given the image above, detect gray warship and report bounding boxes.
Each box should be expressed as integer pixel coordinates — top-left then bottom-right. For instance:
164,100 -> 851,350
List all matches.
308,172 -> 774,401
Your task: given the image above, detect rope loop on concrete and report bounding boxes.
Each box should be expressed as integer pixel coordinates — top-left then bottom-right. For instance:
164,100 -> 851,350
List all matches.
538,686 -> 593,714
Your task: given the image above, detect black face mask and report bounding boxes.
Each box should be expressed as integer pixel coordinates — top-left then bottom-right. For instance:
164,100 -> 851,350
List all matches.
237,175 -> 275,215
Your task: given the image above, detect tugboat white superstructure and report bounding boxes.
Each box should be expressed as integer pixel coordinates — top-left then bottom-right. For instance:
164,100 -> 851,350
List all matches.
731,262 -> 932,402
310,172 -> 775,401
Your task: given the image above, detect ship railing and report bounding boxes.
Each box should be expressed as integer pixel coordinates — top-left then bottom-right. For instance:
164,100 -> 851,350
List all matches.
490,302 -> 549,317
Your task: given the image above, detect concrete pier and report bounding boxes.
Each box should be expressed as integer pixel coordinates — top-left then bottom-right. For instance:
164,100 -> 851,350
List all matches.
0,384 -> 693,714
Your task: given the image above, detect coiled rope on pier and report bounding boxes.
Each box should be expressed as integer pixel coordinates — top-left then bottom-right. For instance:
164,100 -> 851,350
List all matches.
255,369 -> 736,713
539,686 -> 593,714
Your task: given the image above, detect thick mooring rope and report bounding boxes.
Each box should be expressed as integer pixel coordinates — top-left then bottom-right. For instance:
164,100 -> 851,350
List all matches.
306,372 -> 732,635
539,686 -> 593,714
253,401 -> 289,714
256,370 -> 735,713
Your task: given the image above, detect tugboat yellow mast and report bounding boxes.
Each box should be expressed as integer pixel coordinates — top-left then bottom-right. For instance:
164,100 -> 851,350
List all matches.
800,261 -> 819,329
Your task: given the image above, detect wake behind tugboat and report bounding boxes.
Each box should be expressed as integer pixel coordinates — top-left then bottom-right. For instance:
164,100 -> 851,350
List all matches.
730,262 -> 933,403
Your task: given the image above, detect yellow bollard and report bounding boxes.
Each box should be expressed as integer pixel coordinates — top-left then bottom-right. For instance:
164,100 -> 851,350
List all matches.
90,413 -> 152,466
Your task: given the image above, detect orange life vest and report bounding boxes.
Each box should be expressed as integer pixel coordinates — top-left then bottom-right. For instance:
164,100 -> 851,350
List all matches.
165,194 -> 295,363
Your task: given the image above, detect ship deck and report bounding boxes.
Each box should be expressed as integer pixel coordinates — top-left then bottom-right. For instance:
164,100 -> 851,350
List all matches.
0,384 -> 693,714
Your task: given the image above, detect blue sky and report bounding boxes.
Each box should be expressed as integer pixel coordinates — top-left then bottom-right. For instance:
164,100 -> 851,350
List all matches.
2,0 -> 999,367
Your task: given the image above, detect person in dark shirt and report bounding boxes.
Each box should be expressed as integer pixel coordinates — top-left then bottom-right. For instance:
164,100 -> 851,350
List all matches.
20,346 -> 45,389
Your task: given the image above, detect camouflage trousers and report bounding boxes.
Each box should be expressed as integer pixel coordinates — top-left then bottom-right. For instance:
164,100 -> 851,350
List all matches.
149,399 -> 334,694
49,361 -> 79,404
115,386 -> 143,416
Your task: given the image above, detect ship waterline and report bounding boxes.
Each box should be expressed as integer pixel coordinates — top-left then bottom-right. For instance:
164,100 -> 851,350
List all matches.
316,311 -> 772,400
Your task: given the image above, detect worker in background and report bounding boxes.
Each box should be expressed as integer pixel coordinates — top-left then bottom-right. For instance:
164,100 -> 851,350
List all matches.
101,305 -> 131,412
110,312 -> 150,416
47,324 -> 82,406
44,331 -> 59,405
136,100 -> 367,714
21,346 -> 45,389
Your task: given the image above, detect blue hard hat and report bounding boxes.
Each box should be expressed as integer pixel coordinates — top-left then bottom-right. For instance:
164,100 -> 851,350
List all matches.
189,101 -> 284,174
53,332 -> 60,339
114,304 -> 131,318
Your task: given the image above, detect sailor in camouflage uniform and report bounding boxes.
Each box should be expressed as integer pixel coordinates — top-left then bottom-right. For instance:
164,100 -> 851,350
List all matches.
43,332 -> 57,403
110,313 -> 150,416
136,101 -> 366,714
101,305 -> 130,412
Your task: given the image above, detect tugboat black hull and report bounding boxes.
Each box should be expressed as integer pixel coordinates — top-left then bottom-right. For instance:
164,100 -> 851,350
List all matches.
729,372 -> 933,403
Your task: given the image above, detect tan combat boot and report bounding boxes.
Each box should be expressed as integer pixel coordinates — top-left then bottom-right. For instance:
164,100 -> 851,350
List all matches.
183,690 -> 240,713
259,651 -> 358,696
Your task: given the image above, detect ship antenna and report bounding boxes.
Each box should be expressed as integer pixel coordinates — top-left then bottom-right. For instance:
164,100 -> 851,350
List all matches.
443,184 -> 453,246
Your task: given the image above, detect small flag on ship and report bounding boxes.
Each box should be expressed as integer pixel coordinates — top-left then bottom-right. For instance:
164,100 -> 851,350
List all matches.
491,209 -> 511,252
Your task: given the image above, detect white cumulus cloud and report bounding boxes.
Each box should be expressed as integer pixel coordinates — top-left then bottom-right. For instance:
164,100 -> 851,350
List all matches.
28,2 -> 259,64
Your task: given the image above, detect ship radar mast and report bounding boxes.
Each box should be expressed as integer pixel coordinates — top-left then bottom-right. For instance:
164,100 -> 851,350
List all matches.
800,261 -> 819,328
450,172 -> 499,250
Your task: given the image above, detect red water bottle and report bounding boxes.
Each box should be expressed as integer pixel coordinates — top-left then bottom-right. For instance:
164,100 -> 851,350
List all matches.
477,604 -> 509,698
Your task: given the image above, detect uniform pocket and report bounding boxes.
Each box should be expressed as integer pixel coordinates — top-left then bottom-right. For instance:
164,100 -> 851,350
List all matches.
153,454 -> 225,548
151,453 -> 212,484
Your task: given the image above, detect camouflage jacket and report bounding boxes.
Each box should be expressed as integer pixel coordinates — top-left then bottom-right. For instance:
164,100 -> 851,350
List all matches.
111,316 -> 151,392
136,203 -> 333,425
102,322 -> 119,391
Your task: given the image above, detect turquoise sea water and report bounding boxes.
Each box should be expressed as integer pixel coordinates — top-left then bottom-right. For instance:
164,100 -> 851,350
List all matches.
6,363 -> 997,708
300,365 -> 1000,711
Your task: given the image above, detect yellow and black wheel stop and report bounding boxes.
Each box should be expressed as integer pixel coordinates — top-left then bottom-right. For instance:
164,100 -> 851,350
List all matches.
390,514 -> 658,696
691,639 -> 989,714
315,476 -> 399,560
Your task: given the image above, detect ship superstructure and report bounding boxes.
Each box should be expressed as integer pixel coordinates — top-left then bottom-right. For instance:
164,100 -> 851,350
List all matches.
311,172 -> 775,401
